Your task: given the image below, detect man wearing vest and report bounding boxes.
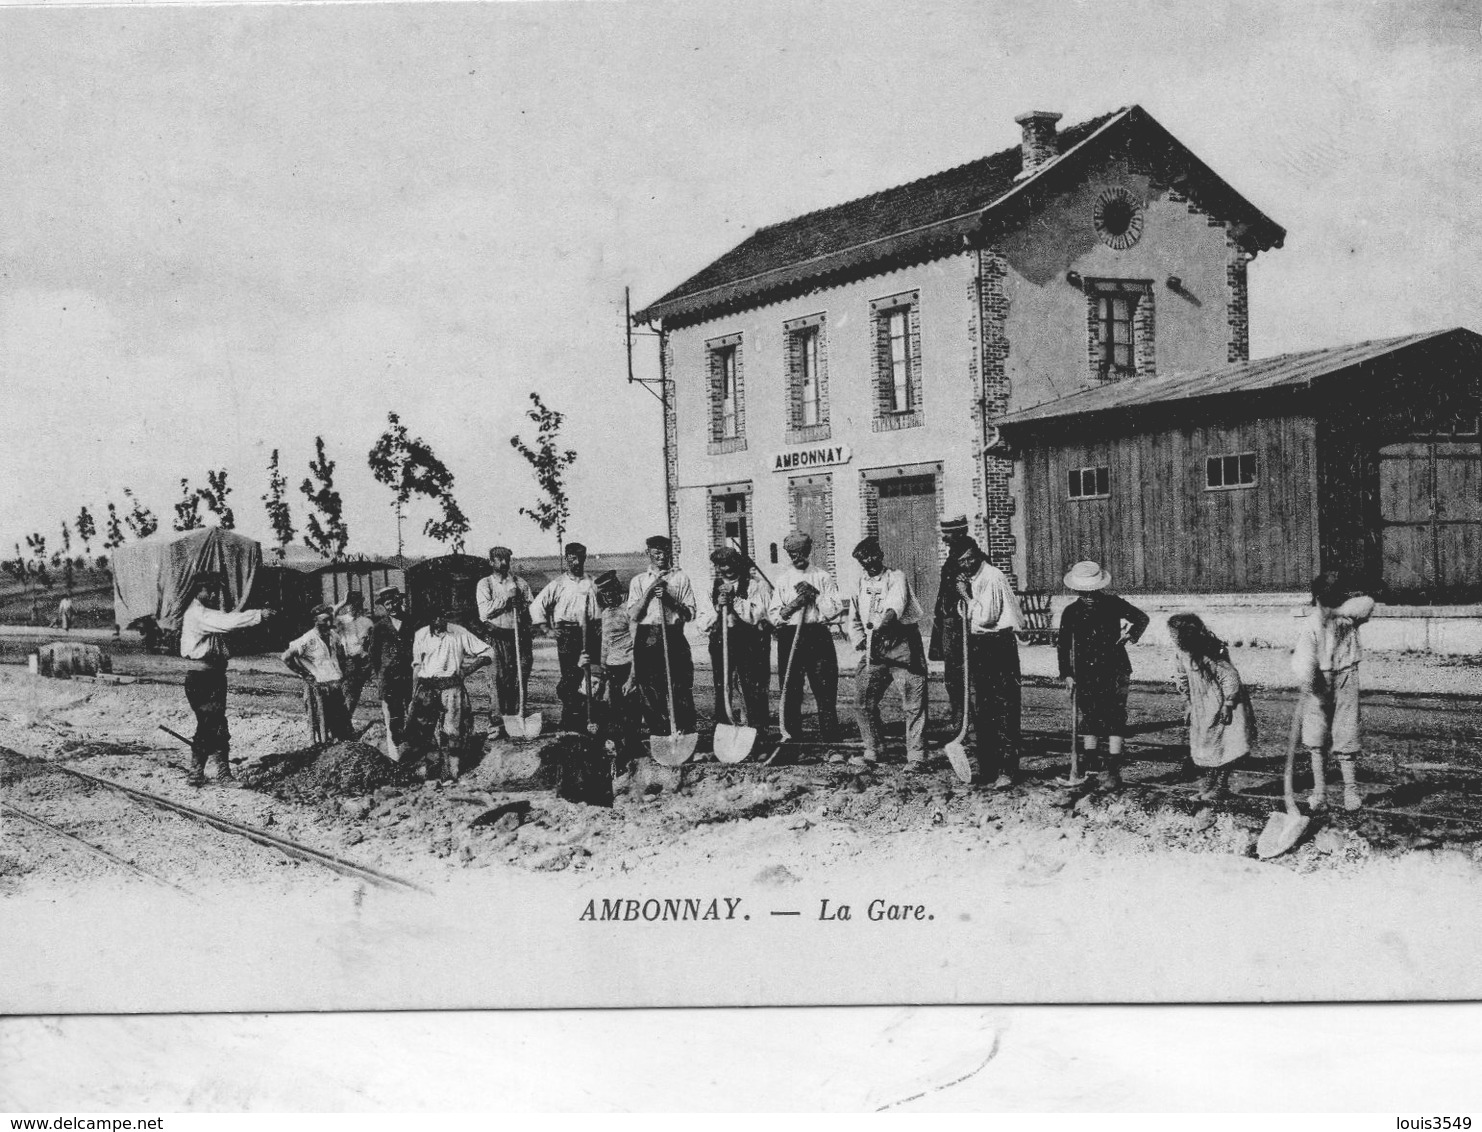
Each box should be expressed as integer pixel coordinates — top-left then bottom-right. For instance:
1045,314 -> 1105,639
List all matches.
849,536 -> 929,769
951,538 -> 1025,789
767,530 -> 844,746
698,545 -> 772,735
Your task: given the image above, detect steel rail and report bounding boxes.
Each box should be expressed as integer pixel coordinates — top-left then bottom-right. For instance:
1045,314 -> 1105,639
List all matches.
2,746 -> 429,894
1,799 -> 193,893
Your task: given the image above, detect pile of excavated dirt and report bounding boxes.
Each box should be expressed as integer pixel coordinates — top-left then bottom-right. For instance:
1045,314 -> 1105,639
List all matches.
241,741 -> 420,801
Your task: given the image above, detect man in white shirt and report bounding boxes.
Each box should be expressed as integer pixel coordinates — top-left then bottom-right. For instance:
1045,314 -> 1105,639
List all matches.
592,569 -> 641,769
404,607 -> 494,781
848,537 -> 928,768
530,541 -> 600,731
282,604 -> 353,746
476,545 -> 536,738
949,538 -> 1024,789
627,534 -> 697,735
178,571 -> 272,786
697,546 -> 772,735
333,590 -> 376,719
766,530 -> 843,743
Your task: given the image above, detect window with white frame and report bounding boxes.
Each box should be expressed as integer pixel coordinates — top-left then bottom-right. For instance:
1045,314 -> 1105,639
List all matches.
1068,465 -> 1110,499
1085,279 -> 1154,383
784,313 -> 829,441
1205,452 -> 1256,490
707,333 -> 745,452
870,290 -> 922,430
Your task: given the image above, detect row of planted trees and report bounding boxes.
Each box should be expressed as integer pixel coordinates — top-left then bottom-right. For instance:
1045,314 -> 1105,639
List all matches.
5,396 -> 578,621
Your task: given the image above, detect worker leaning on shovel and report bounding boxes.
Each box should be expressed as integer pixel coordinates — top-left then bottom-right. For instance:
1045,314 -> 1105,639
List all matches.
626,534 -> 697,737
697,546 -> 772,736
281,603 -> 354,747
404,606 -> 494,782
476,545 -> 535,741
768,531 -> 844,747
849,536 -> 929,770
368,587 -> 414,748
178,571 -> 273,787
951,538 -> 1024,790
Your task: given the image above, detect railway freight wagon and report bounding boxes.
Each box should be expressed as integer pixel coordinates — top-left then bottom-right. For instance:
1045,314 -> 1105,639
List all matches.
307,559 -> 405,611
510,551 -> 650,599
405,554 -> 492,630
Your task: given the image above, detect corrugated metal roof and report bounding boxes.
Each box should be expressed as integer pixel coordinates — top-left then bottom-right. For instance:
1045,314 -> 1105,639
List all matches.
634,105 -> 1285,326
996,328 -> 1481,428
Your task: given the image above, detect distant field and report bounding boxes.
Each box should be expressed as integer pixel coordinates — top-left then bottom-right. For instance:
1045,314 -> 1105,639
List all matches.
0,569 -> 116,628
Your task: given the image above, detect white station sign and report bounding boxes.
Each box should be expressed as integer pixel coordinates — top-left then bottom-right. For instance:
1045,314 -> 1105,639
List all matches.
771,443 -> 852,473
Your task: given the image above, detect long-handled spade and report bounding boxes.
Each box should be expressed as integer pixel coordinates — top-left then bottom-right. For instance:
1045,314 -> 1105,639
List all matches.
501,615 -> 543,740
649,616 -> 698,767
713,607 -> 757,763
942,602 -> 976,784
761,625 -> 803,767
1257,691 -> 1313,860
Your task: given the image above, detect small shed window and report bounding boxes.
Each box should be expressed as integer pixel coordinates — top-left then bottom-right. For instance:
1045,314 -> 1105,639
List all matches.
1068,466 -> 1110,499
1206,452 -> 1257,490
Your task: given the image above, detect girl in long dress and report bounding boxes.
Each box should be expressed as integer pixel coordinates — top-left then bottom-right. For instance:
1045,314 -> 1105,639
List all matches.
1168,613 -> 1257,801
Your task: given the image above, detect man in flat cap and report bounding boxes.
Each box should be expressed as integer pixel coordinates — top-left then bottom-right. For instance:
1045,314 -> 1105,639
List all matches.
476,545 -> 535,739
767,530 -> 844,744
332,590 -> 376,721
282,603 -> 353,746
531,541 -> 599,731
929,514 -> 974,736
178,571 -> 272,786
405,604 -> 494,781
628,534 -> 698,736
951,537 -> 1025,789
698,545 -> 772,735
849,536 -> 929,768
368,586 -> 414,747
591,569 -> 642,768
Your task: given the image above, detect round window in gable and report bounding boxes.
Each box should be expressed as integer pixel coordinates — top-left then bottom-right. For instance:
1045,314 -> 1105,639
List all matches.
1093,187 -> 1144,250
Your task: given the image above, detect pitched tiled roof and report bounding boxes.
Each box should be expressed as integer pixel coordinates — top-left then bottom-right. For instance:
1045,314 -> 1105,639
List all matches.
634,104 -> 1284,326
995,328 -> 1482,428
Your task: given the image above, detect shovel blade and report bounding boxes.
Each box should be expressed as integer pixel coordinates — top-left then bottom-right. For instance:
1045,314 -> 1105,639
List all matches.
650,731 -> 698,767
381,704 -> 399,763
503,713 -> 544,741
713,723 -> 757,764
944,740 -> 975,785
1256,810 -> 1311,859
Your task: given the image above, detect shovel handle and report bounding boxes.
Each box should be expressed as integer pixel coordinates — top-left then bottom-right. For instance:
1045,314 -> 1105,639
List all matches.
1284,690 -> 1307,815
720,606 -> 736,726
658,608 -> 679,737
954,602 -> 971,746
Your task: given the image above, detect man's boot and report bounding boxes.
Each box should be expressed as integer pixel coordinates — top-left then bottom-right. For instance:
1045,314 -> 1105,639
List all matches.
186,756 -> 207,787
1096,755 -> 1123,793
211,752 -> 234,784
1337,754 -> 1362,812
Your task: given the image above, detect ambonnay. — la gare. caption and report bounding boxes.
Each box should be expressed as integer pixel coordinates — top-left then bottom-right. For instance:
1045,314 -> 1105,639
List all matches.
578,897 -> 935,922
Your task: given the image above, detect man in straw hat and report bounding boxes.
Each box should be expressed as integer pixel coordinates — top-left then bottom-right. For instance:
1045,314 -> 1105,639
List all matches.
1057,560 -> 1150,792
282,604 -> 354,746
950,538 -> 1024,789
767,530 -> 844,748
849,536 -> 928,769
627,534 -> 698,735
698,545 -> 772,734
476,545 -> 535,740
368,586 -> 414,747
178,570 -> 273,786
929,515 -> 974,733
531,541 -> 600,731
405,604 -> 494,781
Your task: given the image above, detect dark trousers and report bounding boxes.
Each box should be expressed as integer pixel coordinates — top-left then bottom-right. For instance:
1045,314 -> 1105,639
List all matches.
941,619 -> 966,734
342,655 -> 372,716
708,623 -> 771,730
487,626 -> 534,717
967,631 -> 1021,780
183,664 -> 229,763
305,680 -> 353,745
380,672 -> 412,745
554,621 -> 601,730
634,624 -> 697,734
775,624 -> 839,738
596,661 -> 644,763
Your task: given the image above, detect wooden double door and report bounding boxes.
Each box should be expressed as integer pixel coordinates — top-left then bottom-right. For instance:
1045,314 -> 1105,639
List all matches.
874,474 -> 940,621
1379,438 -> 1482,599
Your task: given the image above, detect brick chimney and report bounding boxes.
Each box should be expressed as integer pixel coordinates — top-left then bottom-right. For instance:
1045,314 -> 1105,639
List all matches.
1014,110 -> 1063,179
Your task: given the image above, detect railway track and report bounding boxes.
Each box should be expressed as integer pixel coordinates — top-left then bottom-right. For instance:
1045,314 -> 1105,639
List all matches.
1,743 -> 428,893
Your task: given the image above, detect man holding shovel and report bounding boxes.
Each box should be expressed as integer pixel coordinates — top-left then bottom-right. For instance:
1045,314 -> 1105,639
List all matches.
953,539 -> 1024,790
531,542 -> 600,732
476,546 -> 535,740
627,534 -> 697,738
368,587 -> 414,749
849,537 -> 928,769
698,546 -> 772,737
767,531 -> 843,752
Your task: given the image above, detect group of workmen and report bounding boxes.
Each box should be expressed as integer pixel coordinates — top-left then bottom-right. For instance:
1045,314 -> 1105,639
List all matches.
174,515 -> 1042,788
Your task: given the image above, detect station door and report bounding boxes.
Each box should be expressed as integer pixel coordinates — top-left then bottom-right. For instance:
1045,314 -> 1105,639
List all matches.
876,475 -> 939,619
1379,437 -> 1482,600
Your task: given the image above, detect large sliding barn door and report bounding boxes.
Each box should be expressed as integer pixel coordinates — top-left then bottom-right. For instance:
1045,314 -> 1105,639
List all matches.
1379,435 -> 1482,599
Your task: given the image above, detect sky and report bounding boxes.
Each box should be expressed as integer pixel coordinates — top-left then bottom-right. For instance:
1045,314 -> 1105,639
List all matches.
2,0 -> 1480,560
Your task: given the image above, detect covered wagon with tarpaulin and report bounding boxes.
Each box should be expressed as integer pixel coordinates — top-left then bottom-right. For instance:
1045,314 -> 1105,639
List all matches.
994,327 -> 1482,603
111,528 -> 263,653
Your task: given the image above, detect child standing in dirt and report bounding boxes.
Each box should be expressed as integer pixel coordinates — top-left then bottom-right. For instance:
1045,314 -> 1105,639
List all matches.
1168,613 -> 1256,801
1291,570 -> 1376,811
1057,561 -> 1150,792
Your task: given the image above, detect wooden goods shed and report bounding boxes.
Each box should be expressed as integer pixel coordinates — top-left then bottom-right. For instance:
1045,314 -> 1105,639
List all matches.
995,328 -> 1482,602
